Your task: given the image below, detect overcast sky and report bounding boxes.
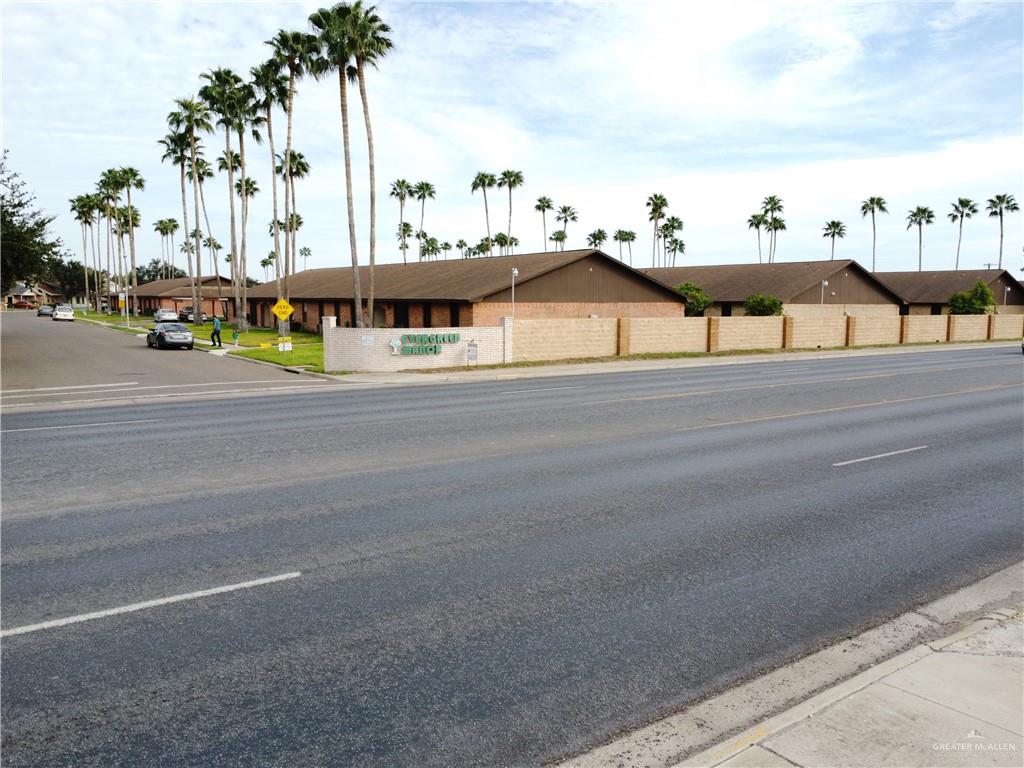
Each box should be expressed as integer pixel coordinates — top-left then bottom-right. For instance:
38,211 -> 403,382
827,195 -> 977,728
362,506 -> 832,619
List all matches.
3,0 -> 1022,279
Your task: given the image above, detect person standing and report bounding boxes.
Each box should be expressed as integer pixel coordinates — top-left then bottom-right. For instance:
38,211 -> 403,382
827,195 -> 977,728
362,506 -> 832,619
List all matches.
211,315 -> 222,348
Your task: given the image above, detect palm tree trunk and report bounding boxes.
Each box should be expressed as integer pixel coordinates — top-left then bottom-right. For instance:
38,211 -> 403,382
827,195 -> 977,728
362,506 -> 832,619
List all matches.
91,221 -> 101,312
871,211 -> 877,271
188,132 -> 203,325
627,240 -> 632,266
955,217 -> 963,269
280,65 -> 295,339
80,224 -> 90,310
337,70 -> 363,327
507,187 -> 513,241
238,131 -> 250,331
198,181 -> 222,314
756,229 -> 762,264
224,129 -> 239,328
918,224 -> 923,271
356,61 -> 377,328
998,211 -> 1004,269
419,200 -> 426,260
399,197 -> 406,265
125,189 -> 139,316
266,106 -> 284,330
831,236 -> 836,261
483,191 -> 492,256
542,212 -> 547,252
105,209 -> 113,313
651,221 -> 658,267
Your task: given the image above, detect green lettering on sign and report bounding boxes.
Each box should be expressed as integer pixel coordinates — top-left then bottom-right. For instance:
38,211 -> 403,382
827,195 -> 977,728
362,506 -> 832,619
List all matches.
396,331 -> 461,355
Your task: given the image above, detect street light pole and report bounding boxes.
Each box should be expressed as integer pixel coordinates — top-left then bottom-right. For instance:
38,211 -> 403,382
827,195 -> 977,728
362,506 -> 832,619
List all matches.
511,267 -> 519,321
820,280 -> 829,304
1005,286 -> 1011,307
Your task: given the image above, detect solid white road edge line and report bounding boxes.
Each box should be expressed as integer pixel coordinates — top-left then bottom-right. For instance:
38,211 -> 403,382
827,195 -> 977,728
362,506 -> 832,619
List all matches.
833,445 -> 929,467
1,382 -> 140,394
1,418 -> 163,434
0,572 -> 302,638
499,385 -> 587,394
1,379 -> 322,400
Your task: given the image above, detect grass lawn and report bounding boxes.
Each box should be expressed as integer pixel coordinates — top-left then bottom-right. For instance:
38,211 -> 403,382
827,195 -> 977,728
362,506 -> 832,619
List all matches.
191,323 -> 321,347
230,343 -> 325,373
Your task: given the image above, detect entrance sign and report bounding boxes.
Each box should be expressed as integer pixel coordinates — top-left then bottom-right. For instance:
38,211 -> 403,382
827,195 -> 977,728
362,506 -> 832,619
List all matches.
271,298 -> 294,321
391,332 -> 461,355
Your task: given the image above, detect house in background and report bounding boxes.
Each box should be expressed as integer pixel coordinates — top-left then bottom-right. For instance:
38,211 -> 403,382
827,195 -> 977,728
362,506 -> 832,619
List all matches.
246,249 -> 688,331
874,270 -> 1024,315
126,276 -> 234,318
644,260 -> 903,317
4,281 -> 70,307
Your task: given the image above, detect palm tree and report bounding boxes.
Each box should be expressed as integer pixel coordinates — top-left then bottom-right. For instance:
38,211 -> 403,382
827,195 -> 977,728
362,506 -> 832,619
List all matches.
906,206 -> 935,271
612,229 -> 627,261
550,230 -> 567,251
168,98 -> 212,325
497,169 -> 524,242
260,253 -> 275,282
493,232 -> 509,256
767,216 -> 787,261
622,230 -> 636,265
535,196 -> 553,251
948,198 -> 979,269
97,169 -> 122,309
308,6 -> 362,325
822,220 -> 847,260
346,0 -> 393,327
396,222 -> 413,259
267,29 -> 318,332
299,246 -> 312,271
84,193 -> 104,309
389,179 -> 412,263
69,195 -> 94,308
471,172 -> 497,255
761,195 -> 783,263
662,216 -> 683,265
747,212 -> 768,264
646,194 -> 667,266
587,229 -> 607,249
276,149 -> 310,270
859,196 -> 888,271
986,194 -> 1019,269
441,241 -> 451,260
455,238 -> 468,258
236,178 -> 259,198
188,157 -> 221,304
667,238 -> 685,265
160,130 -> 195,311
114,168 -> 145,314
412,181 -> 435,261
555,205 -> 577,241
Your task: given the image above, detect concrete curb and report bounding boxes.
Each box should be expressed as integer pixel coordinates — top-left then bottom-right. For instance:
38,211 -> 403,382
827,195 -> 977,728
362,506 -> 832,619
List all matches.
558,561 -> 1024,768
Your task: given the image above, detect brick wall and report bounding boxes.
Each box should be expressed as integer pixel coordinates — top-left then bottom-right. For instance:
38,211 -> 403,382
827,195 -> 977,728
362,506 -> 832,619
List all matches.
471,301 -> 684,326
789,316 -> 847,348
948,315 -> 989,342
511,318 -> 618,362
715,316 -> 784,351
322,317 -> 509,372
850,317 -> 901,346
626,317 -> 708,353
991,315 -> 1024,338
903,316 -> 947,343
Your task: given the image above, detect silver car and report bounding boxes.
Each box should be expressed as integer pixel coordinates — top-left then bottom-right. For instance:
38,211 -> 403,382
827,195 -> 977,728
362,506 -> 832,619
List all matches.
154,308 -> 178,322
146,323 -> 194,350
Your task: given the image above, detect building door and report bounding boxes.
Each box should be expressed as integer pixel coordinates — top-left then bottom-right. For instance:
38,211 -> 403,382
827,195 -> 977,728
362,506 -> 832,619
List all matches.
721,303 -> 733,317
424,303 -> 433,328
450,303 -> 460,327
930,303 -> 943,315
395,303 -> 409,328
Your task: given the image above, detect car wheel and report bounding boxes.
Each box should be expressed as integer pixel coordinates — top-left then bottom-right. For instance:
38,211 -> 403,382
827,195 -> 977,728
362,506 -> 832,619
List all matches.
186,344 -> 194,350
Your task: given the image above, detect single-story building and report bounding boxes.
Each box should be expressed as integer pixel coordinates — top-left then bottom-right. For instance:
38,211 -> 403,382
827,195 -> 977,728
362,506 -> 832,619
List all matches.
874,270 -> 1024,315
644,260 -> 903,317
123,276 -> 234,318
4,281 -> 71,307
246,249 -> 688,331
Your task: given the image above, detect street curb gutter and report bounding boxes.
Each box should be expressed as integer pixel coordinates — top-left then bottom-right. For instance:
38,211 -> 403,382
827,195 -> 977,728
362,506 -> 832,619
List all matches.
557,561 -> 1023,768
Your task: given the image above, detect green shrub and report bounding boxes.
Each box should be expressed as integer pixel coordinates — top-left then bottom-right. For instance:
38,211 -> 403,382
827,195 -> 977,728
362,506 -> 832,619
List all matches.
743,293 -> 784,316
948,281 -> 995,314
676,282 -> 712,315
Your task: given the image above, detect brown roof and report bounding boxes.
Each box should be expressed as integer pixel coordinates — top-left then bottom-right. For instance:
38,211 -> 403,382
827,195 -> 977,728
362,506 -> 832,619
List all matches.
247,249 -> 686,302
132,276 -> 230,297
873,270 -> 1017,303
644,260 -> 901,303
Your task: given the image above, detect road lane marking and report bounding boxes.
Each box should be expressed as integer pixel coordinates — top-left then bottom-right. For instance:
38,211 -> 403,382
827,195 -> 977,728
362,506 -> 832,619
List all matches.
1,418 -> 162,434
1,382 -> 139,394
0,572 -> 302,638
1,384 -> 336,409
1,379 -> 322,400
582,361 -> 1019,406
499,385 -> 586,394
833,445 -> 930,467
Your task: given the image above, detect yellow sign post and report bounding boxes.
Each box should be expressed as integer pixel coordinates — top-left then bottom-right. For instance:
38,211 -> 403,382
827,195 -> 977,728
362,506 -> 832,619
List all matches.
270,299 -> 295,351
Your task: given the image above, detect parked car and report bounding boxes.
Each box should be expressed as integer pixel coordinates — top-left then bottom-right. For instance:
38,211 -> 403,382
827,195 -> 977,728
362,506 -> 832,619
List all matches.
146,323 -> 194,350
177,306 -> 207,323
11,301 -> 35,309
37,304 -> 54,317
51,305 -> 75,321
154,308 -> 178,322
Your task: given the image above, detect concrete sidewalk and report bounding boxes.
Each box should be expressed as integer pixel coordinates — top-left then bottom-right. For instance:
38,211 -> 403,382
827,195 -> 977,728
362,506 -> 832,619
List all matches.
686,609 -> 1023,767
562,563 -> 1023,768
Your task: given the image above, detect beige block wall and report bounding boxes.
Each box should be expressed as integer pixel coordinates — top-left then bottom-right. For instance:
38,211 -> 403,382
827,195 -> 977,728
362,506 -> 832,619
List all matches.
948,315 -> 990,342
904,316 -> 947,343
991,315 -> 1024,338
472,301 -> 684,326
627,317 -> 708,353
997,305 -> 1024,315
783,303 -> 899,318
790,316 -> 848,348
512,318 -> 618,362
716,317 -> 784,351
851,317 -> 901,346
909,304 -> 944,316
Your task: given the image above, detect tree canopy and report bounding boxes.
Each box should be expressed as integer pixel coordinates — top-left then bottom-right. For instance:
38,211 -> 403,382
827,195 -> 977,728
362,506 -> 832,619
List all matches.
743,293 -> 784,316
676,282 -> 712,315
948,281 -> 995,315
1,152 -> 68,294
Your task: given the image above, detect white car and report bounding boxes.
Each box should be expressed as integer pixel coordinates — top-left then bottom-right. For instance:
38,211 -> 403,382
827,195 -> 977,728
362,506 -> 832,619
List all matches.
154,308 -> 178,322
52,305 -> 75,321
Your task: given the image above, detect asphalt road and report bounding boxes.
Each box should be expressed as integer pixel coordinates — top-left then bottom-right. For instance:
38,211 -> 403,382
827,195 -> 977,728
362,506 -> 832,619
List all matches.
0,311 -> 333,409
2,314 -> 1022,766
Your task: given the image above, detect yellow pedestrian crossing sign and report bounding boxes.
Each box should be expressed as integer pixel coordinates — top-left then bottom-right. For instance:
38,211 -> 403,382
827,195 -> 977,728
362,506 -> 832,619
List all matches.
271,298 -> 294,321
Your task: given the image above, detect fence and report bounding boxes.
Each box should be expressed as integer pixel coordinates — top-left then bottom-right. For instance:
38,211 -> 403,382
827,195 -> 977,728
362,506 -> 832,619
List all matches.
320,314 -> 1024,372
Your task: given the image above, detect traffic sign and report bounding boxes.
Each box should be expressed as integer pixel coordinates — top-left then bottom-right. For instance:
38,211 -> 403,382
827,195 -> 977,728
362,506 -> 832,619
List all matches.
271,298 -> 294,321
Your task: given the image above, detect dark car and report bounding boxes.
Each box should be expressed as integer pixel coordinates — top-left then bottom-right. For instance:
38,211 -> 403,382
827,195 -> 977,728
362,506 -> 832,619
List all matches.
146,323 -> 194,350
177,306 -> 207,323
37,304 -> 54,316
